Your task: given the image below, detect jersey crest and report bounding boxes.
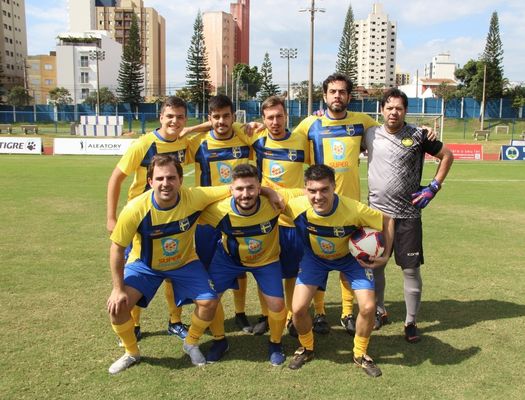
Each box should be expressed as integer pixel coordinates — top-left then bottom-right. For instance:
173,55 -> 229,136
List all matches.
331,139 -> 345,160
161,238 -> 179,256
245,238 -> 263,254
317,237 -> 336,254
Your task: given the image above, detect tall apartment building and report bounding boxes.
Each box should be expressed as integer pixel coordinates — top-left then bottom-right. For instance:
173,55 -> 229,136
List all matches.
26,52 -> 56,104
202,11 -> 235,93
395,66 -> 410,86
230,0 -> 249,65
69,0 -> 166,98
0,0 -> 28,92
55,31 -> 122,104
355,3 -> 396,89
424,52 -> 458,80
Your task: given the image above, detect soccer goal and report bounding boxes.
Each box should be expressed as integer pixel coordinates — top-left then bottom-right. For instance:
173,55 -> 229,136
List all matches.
364,112 -> 444,141
494,125 -> 509,135
235,110 -> 247,124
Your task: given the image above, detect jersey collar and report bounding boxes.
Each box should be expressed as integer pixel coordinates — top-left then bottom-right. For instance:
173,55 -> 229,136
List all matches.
314,194 -> 339,217
230,196 -> 261,216
210,129 -> 234,141
153,128 -> 177,143
269,128 -> 292,141
151,190 -> 180,211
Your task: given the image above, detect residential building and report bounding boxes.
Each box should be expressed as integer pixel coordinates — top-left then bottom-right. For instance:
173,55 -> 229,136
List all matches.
355,3 -> 396,89
0,0 -> 28,92
230,0 -> 249,65
395,66 -> 410,86
424,52 -> 458,80
68,0 -> 166,97
202,11 -> 235,93
26,51 -> 56,104
55,31 -> 122,104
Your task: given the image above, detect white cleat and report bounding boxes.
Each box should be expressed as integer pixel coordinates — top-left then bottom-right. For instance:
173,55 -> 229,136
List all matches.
183,342 -> 206,366
108,353 -> 141,375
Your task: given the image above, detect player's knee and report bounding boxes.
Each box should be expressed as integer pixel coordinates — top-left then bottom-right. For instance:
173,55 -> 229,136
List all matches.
358,300 -> 376,318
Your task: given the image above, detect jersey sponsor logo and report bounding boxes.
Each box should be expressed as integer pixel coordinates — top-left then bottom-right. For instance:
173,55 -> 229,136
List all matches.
269,161 -> 284,182
288,149 -> 298,161
316,237 -> 336,254
330,139 -> 345,160
406,252 -> 420,257
333,227 -> 346,238
245,237 -> 263,254
346,125 -> 355,136
260,221 -> 273,234
232,146 -> 243,159
179,218 -> 190,232
217,162 -> 233,183
365,268 -> 374,281
161,238 -> 179,256
401,137 -> 414,147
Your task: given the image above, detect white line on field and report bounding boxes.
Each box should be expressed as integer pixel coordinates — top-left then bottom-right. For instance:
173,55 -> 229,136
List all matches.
183,169 -> 195,177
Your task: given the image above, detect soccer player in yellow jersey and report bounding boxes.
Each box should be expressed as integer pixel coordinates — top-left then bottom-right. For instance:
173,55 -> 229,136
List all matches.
235,96 -> 310,337
199,164 -> 302,366
107,97 -> 200,341
284,165 -> 392,377
107,154 -> 231,374
293,73 -> 381,334
187,95 -> 254,334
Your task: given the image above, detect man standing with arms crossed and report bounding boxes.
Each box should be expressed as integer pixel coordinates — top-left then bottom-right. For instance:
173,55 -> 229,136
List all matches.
363,88 -> 453,341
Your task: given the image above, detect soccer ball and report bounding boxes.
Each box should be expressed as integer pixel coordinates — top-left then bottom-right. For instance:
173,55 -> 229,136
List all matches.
348,227 -> 385,262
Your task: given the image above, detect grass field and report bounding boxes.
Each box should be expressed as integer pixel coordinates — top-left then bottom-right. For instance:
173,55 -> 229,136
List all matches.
1,156 -> 524,399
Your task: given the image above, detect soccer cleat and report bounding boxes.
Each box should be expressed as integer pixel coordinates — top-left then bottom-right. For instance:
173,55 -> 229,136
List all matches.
252,315 -> 269,335
234,312 -> 253,333
108,353 -> 141,375
167,321 -> 189,340
268,341 -> 286,366
287,319 -> 298,338
374,312 -> 389,330
404,323 -> 421,343
288,347 -> 314,370
205,338 -> 229,363
183,342 -> 206,366
312,314 -> 330,334
353,354 -> 382,377
118,326 -> 142,348
341,314 -> 356,335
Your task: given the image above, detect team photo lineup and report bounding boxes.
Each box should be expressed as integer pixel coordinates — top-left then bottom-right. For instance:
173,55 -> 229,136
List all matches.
105,73 -> 454,377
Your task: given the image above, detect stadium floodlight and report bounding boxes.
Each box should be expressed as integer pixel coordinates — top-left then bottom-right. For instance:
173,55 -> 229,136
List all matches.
299,0 -> 325,115
89,50 -> 106,116
280,48 -> 298,128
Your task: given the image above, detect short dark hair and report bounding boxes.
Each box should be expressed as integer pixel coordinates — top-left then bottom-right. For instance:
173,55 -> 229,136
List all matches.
322,73 -> 353,94
304,164 -> 336,186
261,96 -> 287,116
209,94 -> 234,113
159,96 -> 187,116
232,163 -> 260,182
381,88 -> 408,109
147,153 -> 183,180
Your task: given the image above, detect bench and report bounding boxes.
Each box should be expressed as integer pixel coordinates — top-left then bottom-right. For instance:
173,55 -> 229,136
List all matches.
473,130 -> 490,141
0,124 -> 12,134
20,124 -> 38,134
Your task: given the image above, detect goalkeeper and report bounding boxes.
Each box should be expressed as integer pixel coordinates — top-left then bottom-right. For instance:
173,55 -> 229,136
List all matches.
362,88 -> 453,343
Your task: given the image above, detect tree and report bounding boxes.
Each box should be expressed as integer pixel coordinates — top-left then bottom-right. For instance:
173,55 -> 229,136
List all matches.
7,86 -> 32,106
175,87 -> 193,103
258,52 -> 280,100
292,80 -> 323,102
335,3 -> 358,85
48,87 -> 72,106
83,87 -> 118,107
505,85 -> 525,118
232,63 -> 262,100
185,11 -> 212,106
455,12 -> 505,101
116,12 -> 144,108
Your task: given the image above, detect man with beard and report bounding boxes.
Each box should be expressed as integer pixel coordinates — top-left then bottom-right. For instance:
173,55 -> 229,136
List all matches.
199,164 -> 302,366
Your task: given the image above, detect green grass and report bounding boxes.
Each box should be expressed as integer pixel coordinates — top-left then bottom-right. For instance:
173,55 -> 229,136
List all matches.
1,156 -> 524,399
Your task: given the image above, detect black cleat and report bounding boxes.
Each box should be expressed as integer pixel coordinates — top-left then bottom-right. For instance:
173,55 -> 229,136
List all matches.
353,354 -> 382,377
312,314 -> 330,334
404,323 -> 421,343
288,347 -> 314,370
287,319 -> 298,338
252,315 -> 269,335
374,312 -> 389,330
234,312 -> 253,333
341,314 -> 356,335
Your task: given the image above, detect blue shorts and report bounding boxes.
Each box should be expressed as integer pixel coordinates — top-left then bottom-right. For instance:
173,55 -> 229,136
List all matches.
195,224 -> 221,267
208,248 -> 284,298
279,226 -> 303,279
296,253 -> 375,291
124,260 -> 217,308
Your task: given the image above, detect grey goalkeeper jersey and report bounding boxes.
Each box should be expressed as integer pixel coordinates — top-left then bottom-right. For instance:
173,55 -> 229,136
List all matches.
363,123 -> 443,218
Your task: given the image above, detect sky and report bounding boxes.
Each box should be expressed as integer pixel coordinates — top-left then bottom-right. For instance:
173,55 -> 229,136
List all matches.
25,0 -> 525,91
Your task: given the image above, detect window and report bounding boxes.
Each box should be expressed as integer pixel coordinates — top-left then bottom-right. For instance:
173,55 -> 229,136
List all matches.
81,88 -> 90,99
80,55 -> 88,67
44,64 -> 53,70
80,72 -> 89,83
45,79 -> 53,85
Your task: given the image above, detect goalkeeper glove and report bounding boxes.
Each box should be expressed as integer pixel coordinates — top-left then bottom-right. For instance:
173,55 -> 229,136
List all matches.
411,179 -> 441,209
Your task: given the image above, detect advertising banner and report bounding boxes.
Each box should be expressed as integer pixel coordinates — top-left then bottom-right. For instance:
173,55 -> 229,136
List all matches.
501,146 -> 525,161
425,143 -> 483,161
54,138 -> 135,155
0,137 -> 42,154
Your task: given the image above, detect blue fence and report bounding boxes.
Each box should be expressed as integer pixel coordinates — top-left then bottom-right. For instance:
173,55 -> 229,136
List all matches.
0,97 -> 523,124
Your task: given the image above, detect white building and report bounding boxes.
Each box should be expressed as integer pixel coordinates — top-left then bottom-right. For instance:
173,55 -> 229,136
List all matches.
355,3 -> 396,89
68,0 -> 97,32
55,31 -> 122,104
424,53 -> 458,80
